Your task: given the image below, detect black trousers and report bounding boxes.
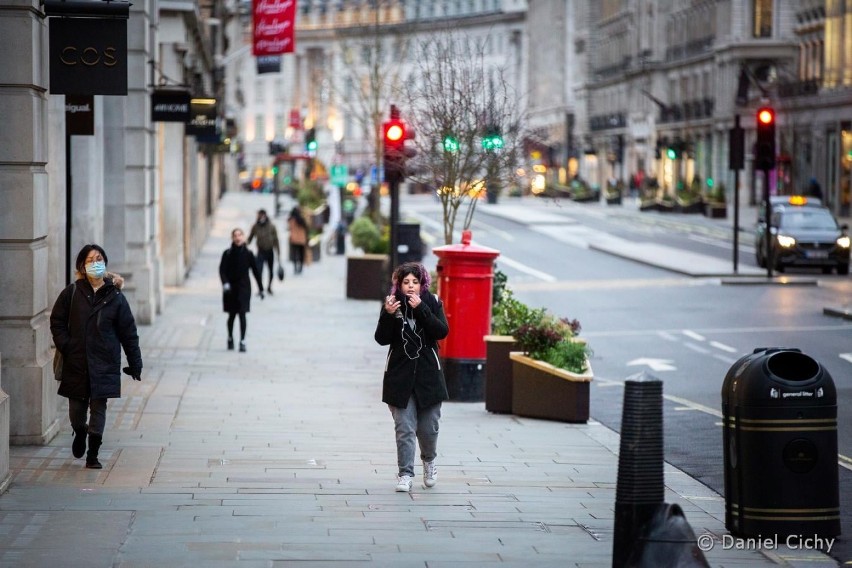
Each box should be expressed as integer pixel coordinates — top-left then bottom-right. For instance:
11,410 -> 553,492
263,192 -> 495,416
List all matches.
256,248 -> 274,286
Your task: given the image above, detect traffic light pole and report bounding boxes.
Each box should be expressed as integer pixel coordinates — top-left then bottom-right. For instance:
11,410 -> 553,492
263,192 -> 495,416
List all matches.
764,168 -> 773,278
388,174 -> 400,282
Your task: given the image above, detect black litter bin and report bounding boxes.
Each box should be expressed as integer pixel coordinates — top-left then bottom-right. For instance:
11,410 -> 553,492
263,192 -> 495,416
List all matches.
721,348 -> 839,538
396,223 -> 423,264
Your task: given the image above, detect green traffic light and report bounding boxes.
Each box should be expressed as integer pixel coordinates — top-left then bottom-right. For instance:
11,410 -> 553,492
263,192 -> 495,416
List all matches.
707,177 -> 714,187
307,140 -> 317,151
666,148 -> 676,160
482,136 -> 504,151
443,136 -> 459,153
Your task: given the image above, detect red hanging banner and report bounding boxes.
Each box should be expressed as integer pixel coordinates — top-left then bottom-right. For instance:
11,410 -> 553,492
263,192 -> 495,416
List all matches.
252,0 -> 295,56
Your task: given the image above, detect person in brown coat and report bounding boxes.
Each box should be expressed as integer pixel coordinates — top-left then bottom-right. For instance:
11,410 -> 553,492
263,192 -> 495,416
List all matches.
287,206 -> 309,274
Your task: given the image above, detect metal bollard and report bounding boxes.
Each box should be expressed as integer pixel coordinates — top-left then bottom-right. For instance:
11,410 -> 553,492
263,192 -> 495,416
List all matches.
612,372 -> 664,568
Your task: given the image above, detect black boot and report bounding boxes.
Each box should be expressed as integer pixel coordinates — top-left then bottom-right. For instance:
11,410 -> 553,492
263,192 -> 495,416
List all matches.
85,433 -> 103,469
72,426 -> 87,459
227,337 -> 234,351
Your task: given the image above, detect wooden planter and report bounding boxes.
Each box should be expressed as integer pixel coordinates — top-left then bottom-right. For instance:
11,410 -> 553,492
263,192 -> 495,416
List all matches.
345,254 -> 388,300
510,352 -> 593,423
484,335 -> 517,414
703,202 -> 727,218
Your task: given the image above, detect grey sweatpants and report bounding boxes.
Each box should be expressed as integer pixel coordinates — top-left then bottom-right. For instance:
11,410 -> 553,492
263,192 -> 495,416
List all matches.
388,395 -> 441,477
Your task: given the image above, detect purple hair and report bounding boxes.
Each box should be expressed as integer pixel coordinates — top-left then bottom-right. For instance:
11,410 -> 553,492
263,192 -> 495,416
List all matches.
389,262 -> 431,295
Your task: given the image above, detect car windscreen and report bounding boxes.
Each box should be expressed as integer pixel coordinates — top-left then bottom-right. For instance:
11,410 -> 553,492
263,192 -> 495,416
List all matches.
777,208 -> 838,231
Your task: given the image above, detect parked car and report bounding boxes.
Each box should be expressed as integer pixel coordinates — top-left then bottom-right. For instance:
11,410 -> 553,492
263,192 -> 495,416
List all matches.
755,196 -> 850,274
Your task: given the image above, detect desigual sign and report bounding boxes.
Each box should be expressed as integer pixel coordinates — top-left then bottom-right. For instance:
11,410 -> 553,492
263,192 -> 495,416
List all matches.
49,17 -> 127,95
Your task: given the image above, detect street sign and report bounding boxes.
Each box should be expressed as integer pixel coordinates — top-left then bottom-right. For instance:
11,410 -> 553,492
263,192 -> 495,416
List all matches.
330,164 -> 348,186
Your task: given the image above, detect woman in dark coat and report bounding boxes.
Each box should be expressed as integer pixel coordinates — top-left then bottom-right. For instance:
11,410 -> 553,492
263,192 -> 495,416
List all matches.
374,262 -> 449,493
219,227 -> 263,352
50,244 -> 143,469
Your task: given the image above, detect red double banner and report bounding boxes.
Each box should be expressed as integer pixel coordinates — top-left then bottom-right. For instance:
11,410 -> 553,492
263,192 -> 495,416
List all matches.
252,0 -> 295,56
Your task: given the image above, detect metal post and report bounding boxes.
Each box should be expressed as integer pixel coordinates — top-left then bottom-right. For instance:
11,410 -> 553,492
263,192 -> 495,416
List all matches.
764,169 -> 773,278
389,174 -> 400,278
65,122 -> 73,286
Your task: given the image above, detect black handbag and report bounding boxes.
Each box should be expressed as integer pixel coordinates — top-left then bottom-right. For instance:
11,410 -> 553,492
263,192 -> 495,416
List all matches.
53,282 -> 76,381
277,263 -> 285,282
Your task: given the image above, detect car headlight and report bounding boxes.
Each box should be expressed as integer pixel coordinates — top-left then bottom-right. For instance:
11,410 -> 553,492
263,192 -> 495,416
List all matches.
776,234 -> 796,248
837,235 -> 851,248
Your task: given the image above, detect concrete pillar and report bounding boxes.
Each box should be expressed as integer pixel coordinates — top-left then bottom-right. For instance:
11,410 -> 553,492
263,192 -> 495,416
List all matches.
0,0 -> 62,445
103,0 -> 161,324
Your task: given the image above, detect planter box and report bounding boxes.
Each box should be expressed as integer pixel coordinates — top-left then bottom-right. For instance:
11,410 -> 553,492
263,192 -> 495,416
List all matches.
484,335 -> 516,414
346,254 -> 388,300
510,352 -> 593,423
704,203 -> 727,218
605,194 -> 622,205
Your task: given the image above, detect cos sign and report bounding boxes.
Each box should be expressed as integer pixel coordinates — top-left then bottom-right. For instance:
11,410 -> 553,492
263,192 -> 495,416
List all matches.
49,17 -> 127,96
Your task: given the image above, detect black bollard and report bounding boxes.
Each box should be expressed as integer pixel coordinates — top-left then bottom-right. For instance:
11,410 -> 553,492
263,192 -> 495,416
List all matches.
612,372 -> 664,568
626,504 -> 710,567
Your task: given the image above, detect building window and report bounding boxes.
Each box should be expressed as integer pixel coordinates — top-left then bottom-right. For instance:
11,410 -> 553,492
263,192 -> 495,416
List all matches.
753,0 -> 773,38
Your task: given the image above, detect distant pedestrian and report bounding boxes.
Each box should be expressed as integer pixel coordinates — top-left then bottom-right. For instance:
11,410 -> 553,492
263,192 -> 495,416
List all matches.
287,206 -> 309,274
808,177 -> 823,201
219,228 -> 264,352
50,244 -> 143,469
374,262 -> 449,492
247,208 -> 280,295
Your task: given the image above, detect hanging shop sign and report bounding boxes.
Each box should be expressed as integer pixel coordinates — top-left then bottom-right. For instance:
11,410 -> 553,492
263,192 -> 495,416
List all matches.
151,89 -> 191,122
252,0 -> 295,56
186,98 -> 220,143
49,17 -> 128,95
256,55 -> 282,75
65,94 -> 95,135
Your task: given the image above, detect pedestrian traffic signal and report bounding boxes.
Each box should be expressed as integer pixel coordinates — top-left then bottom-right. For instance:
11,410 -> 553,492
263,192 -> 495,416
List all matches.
481,125 -> 503,151
666,147 -> 677,160
305,128 -> 317,153
383,105 -> 416,182
755,106 -> 775,171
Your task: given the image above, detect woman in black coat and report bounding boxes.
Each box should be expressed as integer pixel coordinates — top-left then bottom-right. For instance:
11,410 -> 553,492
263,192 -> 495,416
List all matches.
50,244 -> 143,469
219,227 -> 264,352
374,262 -> 449,493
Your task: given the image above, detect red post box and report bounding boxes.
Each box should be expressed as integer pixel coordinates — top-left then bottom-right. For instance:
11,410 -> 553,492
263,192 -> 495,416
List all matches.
433,229 -> 500,401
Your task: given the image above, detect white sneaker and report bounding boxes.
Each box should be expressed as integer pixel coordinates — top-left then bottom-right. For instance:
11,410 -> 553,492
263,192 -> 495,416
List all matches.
423,460 -> 437,488
395,475 -> 413,492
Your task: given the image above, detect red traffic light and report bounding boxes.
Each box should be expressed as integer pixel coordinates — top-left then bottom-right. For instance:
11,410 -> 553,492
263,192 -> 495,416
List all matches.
757,107 -> 774,125
385,121 -> 404,143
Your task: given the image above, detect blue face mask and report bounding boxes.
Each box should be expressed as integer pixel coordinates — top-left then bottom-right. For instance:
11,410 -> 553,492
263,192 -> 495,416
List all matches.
86,260 -> 106,279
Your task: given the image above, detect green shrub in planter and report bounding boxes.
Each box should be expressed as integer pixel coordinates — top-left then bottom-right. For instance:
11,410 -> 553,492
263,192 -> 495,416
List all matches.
514,316 -> 589,374
491,289 -> 547,336
349,216 -> 389,254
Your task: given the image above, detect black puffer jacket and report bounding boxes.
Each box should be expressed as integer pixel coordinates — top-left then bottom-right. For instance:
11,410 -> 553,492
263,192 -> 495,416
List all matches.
50,278 -> 143,400
374,289 -> 449,408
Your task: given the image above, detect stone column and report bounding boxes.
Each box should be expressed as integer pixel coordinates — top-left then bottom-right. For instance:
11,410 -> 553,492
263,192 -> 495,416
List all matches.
0,0 -> 62,445
103,0 -> 161,324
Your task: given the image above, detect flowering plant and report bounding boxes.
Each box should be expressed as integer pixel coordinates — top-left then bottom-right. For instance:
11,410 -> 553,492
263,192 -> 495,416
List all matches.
515,316 -> 589,374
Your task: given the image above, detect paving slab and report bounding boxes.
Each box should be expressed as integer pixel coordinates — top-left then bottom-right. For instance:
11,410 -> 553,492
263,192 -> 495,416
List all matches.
0,191 -> 839,567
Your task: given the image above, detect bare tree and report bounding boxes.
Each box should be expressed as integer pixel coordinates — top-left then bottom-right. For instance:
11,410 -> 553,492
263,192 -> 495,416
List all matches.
331,2 -> 406,222
401,31 -> 527,244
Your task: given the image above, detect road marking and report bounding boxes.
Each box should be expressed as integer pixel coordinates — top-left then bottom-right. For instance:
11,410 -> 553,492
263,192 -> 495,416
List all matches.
657,331 -> 679,342
470,218 -> 515,241
599,379 -> 852,471
710,341 -> 738,353
626,358 -> 677,372
840,353 -> 852,364
684,342 -> 710,354
682,330 -> 705,341
494,255 -> 557,282
712,353 -> 739,365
